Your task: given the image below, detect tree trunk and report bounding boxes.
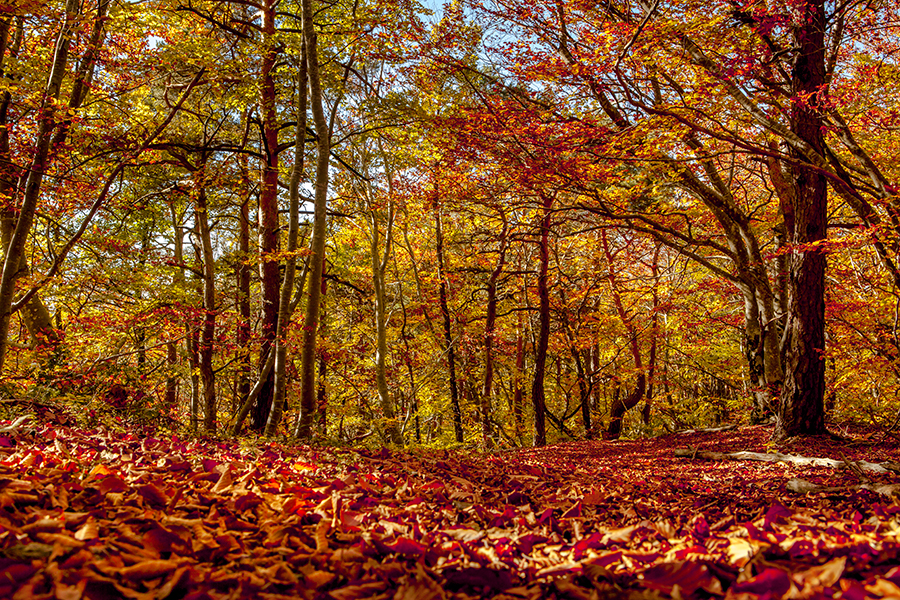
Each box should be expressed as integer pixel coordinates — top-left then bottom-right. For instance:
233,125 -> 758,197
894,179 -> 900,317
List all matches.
253,0 -> 281,430
166,203 -> 185,413
775,0 -> 828,439
265,43 -> 307,437
602,229 -> 646,439
370,188 -> 402,444
435,202 -> 463,443
235,150 -> 252,414
530,194 -> 552,447
0,0 -> 79,373
194,162 -> 217,433
294,0 -> 332,439
511,305 -> 526,443
481,213 -> 508,447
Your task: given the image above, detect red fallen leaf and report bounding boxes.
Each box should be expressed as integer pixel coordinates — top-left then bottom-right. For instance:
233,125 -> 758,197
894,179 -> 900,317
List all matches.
626,551 -> 661,565
732,567 -> 793,596
137,483 -> 169,508
672,544 -> 707,560
443,567 -> 516,592
380,536 -> 427,556
562,501 -> 582,519
516,533 -> 548,553
573,533 -> 607,559
763,501 -> 793,529
788,538 -> 817,559
119,559 -> 179,581
584,550 -> 623,568
98,474 -> 127,494
640,561 -> 723,595
537,507 -> 555,524
0,435 -> 13,447
233,492 -> 262,512
690,514 -> 710,540
0,560 -> 37,589
143,525 -> 188,554
838,580 -> 868,600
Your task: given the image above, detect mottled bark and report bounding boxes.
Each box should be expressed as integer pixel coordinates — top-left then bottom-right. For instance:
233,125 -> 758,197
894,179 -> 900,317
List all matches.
253,0 -> 281,430
775,0 -> 829,439
294,0 -> 332,439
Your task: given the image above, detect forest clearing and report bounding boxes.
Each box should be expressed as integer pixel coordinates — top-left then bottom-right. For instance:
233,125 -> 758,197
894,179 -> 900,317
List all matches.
2,420 -> 900,599
3,0 -> 900,596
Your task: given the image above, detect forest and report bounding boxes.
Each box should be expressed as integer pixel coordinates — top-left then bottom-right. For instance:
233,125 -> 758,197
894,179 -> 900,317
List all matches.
0,0 -> 898,446
2,0 -> 900,597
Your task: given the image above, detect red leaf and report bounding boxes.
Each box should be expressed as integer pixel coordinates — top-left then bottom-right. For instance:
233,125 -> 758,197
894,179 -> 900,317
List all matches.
732,567 -> 793,596
640,561 -> 722,595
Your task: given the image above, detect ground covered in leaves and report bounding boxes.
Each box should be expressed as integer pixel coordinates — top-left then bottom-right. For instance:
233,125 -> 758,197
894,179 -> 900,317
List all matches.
2,421 -> 900,599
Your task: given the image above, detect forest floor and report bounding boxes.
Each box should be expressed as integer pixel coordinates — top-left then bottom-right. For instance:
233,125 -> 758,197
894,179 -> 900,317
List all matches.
1,419 -> 900,599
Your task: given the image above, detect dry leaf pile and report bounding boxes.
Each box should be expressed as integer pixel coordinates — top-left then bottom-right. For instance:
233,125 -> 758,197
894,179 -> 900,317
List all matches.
1,422 -> 900,599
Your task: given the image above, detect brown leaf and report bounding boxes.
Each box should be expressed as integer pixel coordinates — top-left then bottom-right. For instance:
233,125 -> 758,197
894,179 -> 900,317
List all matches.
120,559 -> 179,582
74,518 -> 99,541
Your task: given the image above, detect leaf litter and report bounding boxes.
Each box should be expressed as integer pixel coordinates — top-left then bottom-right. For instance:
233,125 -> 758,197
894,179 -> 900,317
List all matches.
1,422 -> 900,599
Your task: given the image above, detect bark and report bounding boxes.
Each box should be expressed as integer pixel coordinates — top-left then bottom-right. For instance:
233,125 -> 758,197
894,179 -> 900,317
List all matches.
530,194 -> 552,447
642,245 -> 661,425
602,229 -> 646,439
264,42 -> 307,437
0,0 -> 79,372
195,162 -> 217,433
369,181 -> 402,444
775,0 -> 828,439
511,321 -> 526,441
435,202 -> 463,443
316,280 -> 327,434
294,0 -> 331,439
392,251 -> 420,442
480,213 -> 508,446
235,150 -> 252,413
253,0 -> 281,430
2,1 -> 107,355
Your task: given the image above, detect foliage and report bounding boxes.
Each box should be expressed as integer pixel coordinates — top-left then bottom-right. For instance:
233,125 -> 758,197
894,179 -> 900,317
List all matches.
2,421 -> 900,598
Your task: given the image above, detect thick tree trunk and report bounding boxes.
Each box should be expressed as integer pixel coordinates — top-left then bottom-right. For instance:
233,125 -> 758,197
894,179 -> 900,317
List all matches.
434,204 -> 463,443
253,0 -> 281,430
743,291 -> 771,423
775,0 -> 828,439
530,194 -> 552,447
